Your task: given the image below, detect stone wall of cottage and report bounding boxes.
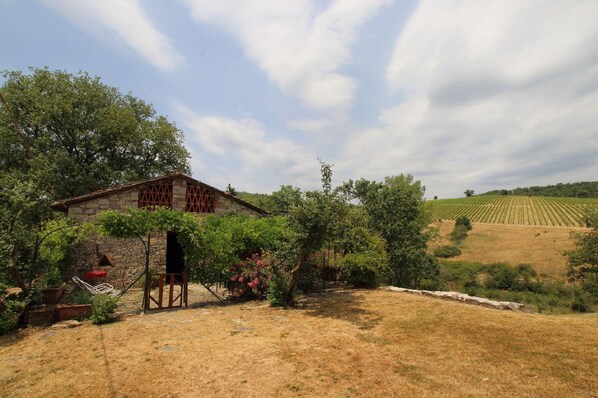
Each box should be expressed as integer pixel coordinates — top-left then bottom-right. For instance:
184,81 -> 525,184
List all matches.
66,177 -> 263,288
69,232 -> 166,290
215,195 -> 262,216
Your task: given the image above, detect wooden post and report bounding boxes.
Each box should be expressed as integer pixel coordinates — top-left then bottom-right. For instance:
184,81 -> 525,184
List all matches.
184,272 -> 188,309
158,274 -> 165,309
168,274 -> 174,307
142,234 -> 151,313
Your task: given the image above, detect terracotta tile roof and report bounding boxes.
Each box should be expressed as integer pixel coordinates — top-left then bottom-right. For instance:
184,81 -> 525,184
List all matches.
50,172 -> 269,215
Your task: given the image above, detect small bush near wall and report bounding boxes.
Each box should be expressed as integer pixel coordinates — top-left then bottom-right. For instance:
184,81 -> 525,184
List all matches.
434,245 -> 462,258
91,294 -> 118,325
0,285 -> 27,335
439,260 -> 596,313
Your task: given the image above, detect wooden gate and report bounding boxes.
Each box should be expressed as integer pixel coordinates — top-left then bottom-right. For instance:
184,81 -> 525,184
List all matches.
145,272 -> 188,311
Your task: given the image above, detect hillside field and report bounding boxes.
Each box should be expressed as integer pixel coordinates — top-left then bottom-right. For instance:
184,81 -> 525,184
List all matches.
429,195 -> 598,227
1,289 -> 597,398
429,221 -> 580,277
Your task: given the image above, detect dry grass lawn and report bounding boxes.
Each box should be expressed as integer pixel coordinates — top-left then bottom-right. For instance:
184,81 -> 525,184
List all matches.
1,289 -> 597,398
429,221 -> 584,277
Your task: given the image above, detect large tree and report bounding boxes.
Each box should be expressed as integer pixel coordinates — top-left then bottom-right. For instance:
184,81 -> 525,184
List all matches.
0,68 -> 190,290
0,68 -> 190,199
347,175 -> 438,288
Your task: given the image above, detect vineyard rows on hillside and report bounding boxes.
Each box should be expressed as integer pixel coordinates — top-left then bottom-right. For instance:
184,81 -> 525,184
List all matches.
429,195 -> 598,227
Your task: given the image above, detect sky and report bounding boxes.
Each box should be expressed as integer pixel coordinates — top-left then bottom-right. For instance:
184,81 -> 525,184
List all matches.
1,0 -> 597,199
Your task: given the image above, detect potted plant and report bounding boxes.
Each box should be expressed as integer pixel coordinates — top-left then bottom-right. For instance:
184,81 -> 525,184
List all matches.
41,266 -> 65,304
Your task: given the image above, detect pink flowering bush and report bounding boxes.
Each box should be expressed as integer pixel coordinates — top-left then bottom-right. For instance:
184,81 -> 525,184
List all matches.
228,253 -> 271,299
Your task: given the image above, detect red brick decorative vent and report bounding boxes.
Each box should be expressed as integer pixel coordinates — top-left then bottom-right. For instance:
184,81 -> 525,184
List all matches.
138,181 -> 173,209
186,183 -> 218,213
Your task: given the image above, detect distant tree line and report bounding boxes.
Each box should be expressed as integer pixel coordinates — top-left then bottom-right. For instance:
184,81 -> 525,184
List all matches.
482,181 -> 598,198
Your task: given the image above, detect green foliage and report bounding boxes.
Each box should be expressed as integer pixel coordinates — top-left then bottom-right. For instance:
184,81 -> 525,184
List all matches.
261,185 -> 303,216
42,266 -> 63,288
338,227 -> 389,288
0,172 -> 51,289
67,289 -> 92,305
455,216 -> 472,231
228,253 -> 270,299
464,189 -> 475,197
348,175 -> 434,288
191,214 -> 289,284
484,263 -> 519,290
0,68 -> 190,199
91,294 -> 118,325
235,191 -> 271,208
450,225 -> 469,242
0,284 -> 27,334
225,184 -> 237,196
266,250 -> 295,307
277,161 -> 350,304
0,68 -> 190,291
39,217 -> 76,264
571,290 -> 593,313
98,208 -> 290,288
434,245 -> 462,258
483,181 -> 598,198
566,212 -> 598,280
439,260 -> 596,313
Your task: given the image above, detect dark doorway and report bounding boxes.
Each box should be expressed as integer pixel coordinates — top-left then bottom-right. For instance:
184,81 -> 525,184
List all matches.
166,232 -> 185,275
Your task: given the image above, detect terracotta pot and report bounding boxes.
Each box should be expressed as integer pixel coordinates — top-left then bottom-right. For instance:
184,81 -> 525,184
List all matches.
42,286 -> 65,304
56,304 -> 92,321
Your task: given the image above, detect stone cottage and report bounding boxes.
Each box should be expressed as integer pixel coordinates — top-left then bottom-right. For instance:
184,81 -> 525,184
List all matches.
51,173 -> 268,289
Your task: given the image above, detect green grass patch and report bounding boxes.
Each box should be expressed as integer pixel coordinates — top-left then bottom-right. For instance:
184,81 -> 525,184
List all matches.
438,260 -> 597,313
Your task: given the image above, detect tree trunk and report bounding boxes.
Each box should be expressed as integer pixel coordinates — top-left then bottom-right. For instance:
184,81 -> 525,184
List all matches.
8,242 -> 29,295
285,249 -> 308,306
6,211 -> 29,295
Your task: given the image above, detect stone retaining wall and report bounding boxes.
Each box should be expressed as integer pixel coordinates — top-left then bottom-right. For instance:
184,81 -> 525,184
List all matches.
386,286 -> 524,311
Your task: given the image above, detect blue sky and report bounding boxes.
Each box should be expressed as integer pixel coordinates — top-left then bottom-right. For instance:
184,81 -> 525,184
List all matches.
1,0 -> 597,198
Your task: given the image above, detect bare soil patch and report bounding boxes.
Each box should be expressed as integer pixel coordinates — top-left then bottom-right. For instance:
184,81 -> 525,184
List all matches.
1,289 -> 597,397
429,221 -> 584,277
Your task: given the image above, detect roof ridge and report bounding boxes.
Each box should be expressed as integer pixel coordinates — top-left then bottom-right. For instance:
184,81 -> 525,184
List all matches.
50,173 -> 269,215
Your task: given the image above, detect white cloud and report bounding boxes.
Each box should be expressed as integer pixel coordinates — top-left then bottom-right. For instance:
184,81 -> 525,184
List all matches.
183,0 -> 392,110
172,102 -> 321,191
340,0 -> 598,198
43,0 -> 183,70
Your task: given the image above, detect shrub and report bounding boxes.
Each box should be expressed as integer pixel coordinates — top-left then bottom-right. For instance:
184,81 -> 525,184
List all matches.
434,245 -> 462,258
515,263 -> 537,277
455,216 -> 472,231
439,260 -> 483,290
450,225 -> 469,242
68,289 -> 92,305
228,253 -> 271,299
91,294 -> 118,325
571,289 -> 593,313
0,285 -> 27,335
340,251 -> 388,288
581,274 -> 598,296
338,228 -> 389,288
266,251 -> 294,307
484,263 -> 519,290
267,267 -> 291,307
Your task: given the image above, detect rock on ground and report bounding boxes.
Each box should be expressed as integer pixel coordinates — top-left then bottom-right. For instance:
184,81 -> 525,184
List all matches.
386,286 -> 523,311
